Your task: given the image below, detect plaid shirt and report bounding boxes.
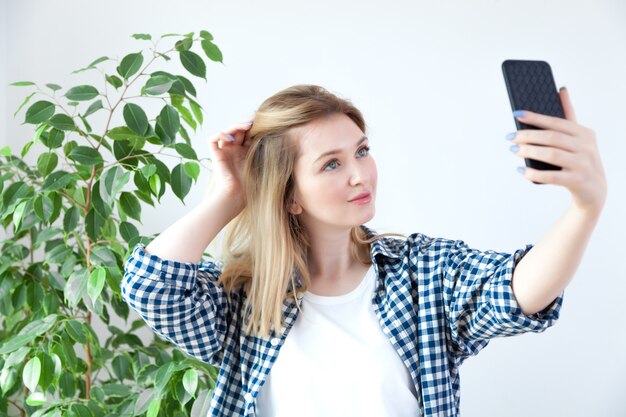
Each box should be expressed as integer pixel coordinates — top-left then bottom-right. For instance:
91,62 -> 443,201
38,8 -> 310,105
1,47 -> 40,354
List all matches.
121,225 -> 564,417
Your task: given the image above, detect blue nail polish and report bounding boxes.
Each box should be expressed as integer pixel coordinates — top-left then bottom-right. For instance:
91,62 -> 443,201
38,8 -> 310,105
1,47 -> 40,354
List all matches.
513,110 -> 526,119
226,133 -> 235,141
517,166 -> 526,175
506,132 -> 516,141
509,144 -> 519,152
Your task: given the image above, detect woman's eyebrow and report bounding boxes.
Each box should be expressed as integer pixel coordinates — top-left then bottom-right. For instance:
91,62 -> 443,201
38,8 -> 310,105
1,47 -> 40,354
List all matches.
314,136 -> 368,164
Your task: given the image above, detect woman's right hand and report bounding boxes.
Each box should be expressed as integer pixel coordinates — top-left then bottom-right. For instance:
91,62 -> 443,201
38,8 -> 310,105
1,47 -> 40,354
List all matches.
206,117 -> 255,203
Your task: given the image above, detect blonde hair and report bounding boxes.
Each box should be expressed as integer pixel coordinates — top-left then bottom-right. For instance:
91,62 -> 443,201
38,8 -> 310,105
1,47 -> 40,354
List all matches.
216,84 -> 405,338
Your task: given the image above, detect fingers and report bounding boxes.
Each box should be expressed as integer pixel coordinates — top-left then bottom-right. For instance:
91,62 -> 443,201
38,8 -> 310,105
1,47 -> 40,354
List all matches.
509,129 -> 578,153
207,119 -> 254,151
514,110 -> 580,136
511,143 -> 577,170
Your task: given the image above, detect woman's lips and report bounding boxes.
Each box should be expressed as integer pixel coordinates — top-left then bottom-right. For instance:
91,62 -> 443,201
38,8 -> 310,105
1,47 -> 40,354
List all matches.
349,193 -> 372,204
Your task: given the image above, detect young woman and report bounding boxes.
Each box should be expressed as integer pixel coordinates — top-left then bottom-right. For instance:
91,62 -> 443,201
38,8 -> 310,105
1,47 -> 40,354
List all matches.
121,84 -> 607,417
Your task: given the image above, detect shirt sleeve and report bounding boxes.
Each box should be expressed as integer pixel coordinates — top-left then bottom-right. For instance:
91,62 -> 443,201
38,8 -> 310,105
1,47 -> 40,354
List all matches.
440,239 -> 564,362
121,243 -> 231,367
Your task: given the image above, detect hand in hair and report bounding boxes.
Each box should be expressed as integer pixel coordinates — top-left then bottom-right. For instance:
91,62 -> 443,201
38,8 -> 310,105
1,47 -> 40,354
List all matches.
206,117 -> 255,203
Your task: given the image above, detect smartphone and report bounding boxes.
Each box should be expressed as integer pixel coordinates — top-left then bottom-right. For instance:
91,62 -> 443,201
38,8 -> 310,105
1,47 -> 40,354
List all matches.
502,59 -> 565,184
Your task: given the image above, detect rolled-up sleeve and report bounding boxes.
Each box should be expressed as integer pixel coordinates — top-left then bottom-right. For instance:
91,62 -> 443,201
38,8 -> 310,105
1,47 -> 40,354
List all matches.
121,243 -> 230,367
441,239 -> 564,361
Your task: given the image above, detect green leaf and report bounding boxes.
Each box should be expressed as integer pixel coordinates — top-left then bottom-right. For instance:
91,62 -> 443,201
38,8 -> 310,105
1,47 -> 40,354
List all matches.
182,368 -> 198,397
199,30 -> 214,41
37,353 -> 55,390
70,403 -> 92,417
174,143 -> 198,160
123,103 -> 149,135
33,194 -> 54,222
147,398 -> 161,417
179,50 -> 206,79
13,91 -> 36,118
101,382 -> 132,397
23,357 -> 41,392
173,102 -> 196,131
58,371 -> 75,397
201,40 -> 223,63
42,171 -> 74,192
42,128 -> 65,148
63,206 -> 79,234
112,354 -> 131,381
65,85 -> 99,101
4,347 -> 30,369
48,114 -> 75,131
118,52 -> 143,79
37,152 -> 58,176
25,391 -> 47,407
143,75 -> 175,96
106,74 -> 123,89
85,208 -> 106,241
0,368 -> 17,395
64,320 -> 87,344
119,192 -> 141,221
0,314 -> 57,355
46,83 -> 62,91
149,174 -> 162,198
155,104 -> 179,144
106,126 -> 143,142
64,270 -> 88,308
72,56 -> 109,73
171,163 -> 192,202
13,200 -> 28,230
0,145 -> 11,156
100,166 -> 131,205
69,146 -> 103,165
25,100 -> 55,124
132,33 -> 152,40
183,162 -> 200,182
177,75 -> 197,97
119,221 -> 139,243
84,99 -> 103,117
175,37 -> 193,51
88,268 -> 106,305
10,81 -> 36,86
189,99 -> 203,124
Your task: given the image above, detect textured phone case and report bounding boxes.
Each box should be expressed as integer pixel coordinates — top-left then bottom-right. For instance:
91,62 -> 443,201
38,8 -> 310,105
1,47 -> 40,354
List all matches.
502,60 -> 565,182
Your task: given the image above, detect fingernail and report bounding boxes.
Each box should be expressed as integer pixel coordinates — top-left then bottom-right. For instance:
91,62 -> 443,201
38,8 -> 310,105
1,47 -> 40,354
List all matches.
559,86 -> 567,92
509,144 -> 519,153
226,133 -> 235,141
243,121 -> 253,125
512,110 -> 526,119
505,132 -> 516,141
517,166 -> 526,175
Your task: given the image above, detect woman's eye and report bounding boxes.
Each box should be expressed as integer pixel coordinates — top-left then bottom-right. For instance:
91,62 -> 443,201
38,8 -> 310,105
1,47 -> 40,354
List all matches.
323,160 -> 338,171
323,146 -> 370,171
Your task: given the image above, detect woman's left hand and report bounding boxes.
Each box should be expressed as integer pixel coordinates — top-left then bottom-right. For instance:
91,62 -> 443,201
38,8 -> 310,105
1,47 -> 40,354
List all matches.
508,87 -> 608,214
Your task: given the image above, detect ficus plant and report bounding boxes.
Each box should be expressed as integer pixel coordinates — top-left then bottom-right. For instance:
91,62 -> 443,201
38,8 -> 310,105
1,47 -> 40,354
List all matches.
0,31 -> 225,417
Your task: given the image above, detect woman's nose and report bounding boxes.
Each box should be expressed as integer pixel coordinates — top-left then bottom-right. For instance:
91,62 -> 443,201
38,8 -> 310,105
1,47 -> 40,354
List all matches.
349,164 -> 365,186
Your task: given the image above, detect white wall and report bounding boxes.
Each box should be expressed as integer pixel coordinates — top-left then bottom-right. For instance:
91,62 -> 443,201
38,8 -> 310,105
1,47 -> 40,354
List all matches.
3,1 -> 626,416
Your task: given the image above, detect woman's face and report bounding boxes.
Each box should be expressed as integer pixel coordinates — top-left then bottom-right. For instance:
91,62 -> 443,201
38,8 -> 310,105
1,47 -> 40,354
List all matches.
289,113 -> 377,232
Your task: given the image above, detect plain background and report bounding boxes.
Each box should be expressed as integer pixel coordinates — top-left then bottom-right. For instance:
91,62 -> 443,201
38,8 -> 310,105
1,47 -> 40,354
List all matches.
2,0 -> 625,416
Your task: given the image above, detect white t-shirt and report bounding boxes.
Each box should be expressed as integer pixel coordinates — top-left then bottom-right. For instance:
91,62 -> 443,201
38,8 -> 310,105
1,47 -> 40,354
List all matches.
256,265 -> 421,417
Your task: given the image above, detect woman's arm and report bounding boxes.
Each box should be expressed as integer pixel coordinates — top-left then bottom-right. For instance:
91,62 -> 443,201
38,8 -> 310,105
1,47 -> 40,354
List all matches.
507,87 -> 608,316
511,203 -> 602,316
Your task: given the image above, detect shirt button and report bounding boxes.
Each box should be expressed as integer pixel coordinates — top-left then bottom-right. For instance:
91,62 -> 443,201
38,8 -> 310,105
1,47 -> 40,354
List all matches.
244,393 -> 253,402
270,337 -> 280,346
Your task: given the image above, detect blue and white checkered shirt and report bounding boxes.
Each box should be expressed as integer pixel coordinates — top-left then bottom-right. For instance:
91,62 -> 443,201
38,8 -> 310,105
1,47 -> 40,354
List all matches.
121,224 -> 563,417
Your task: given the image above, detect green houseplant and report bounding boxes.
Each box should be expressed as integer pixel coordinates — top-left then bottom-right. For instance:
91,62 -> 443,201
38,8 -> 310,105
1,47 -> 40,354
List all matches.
0,30 -> 225,417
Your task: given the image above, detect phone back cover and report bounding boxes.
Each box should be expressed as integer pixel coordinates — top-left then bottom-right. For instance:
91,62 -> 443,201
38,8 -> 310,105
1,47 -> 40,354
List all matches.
502,60 -> 565,131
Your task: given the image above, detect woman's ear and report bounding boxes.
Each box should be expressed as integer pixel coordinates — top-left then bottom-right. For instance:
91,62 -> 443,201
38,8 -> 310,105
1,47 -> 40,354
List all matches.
288,199 -> 302,215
